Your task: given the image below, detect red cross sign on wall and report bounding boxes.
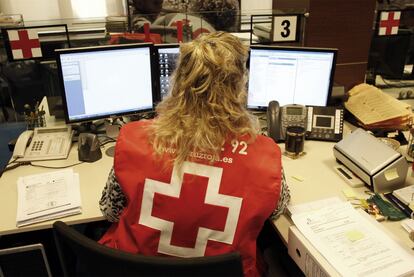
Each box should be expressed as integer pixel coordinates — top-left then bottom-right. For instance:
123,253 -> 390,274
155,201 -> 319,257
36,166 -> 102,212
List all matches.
140,161 -> 242,257
378,11 -> 401,35
7,29 -> 42,60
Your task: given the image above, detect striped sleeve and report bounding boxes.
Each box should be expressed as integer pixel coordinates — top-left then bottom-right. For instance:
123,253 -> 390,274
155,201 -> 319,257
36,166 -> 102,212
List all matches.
99,167 -> 127,222
270,168 -> 291,220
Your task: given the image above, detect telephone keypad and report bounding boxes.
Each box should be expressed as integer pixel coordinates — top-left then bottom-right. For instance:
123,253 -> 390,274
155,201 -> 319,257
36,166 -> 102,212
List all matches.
31,140 -> 44,152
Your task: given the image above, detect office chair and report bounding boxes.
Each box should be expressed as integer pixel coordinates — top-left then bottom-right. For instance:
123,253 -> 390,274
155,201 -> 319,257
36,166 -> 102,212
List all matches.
53,221 -> 244,277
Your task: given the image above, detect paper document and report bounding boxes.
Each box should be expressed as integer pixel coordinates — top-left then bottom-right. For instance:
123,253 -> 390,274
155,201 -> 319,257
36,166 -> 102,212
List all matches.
16,169 -> 81,227
292,202 -> 414,277
286,196 -> 342,217
345,84 -> 412,128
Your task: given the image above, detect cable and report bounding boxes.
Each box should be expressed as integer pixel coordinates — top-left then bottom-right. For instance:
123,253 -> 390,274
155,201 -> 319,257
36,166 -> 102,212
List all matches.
0,161 -> 31,177
98,135 -> 116,147
0,160 -> 85,177
6,157 -> 19,165
29,161 -> 84,169
100,139 -> 116,147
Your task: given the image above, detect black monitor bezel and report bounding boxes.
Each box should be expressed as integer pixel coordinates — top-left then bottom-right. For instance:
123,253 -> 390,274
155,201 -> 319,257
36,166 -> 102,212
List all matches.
55,42 -> 157,124
153,43 -> 180,103
367,32 -> 411,79
247,45 -> 338,111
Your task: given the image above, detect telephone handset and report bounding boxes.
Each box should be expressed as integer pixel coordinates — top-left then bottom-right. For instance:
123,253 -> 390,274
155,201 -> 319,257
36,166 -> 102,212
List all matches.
12,130 -> 34,158
267,100 -> 281,142
12,126 -> 73,161
266,101 -> 344,142
267,101 -> 307,142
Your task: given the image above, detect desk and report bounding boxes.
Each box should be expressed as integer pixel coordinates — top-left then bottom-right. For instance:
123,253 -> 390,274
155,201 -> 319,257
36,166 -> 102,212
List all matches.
0,135 -> 114,236
272,122 -> 414,275
1,120 -> 413,260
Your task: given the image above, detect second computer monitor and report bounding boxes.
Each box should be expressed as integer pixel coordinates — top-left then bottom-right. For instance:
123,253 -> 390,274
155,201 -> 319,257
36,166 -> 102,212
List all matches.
247,45 -> 337,109
154,44 -> 180,101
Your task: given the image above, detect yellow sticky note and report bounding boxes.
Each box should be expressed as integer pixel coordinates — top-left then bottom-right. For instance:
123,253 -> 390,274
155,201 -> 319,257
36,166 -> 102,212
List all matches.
384,168 -> 399,181
345,230 -> 365,242
342,188 -> 356,199
291,175 -> 304,182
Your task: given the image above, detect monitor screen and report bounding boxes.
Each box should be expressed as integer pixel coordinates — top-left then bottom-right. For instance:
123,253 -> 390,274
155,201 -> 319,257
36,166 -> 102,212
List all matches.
247,46 -> 337,109
56,43 -> 155,123
154,44 -> 180,101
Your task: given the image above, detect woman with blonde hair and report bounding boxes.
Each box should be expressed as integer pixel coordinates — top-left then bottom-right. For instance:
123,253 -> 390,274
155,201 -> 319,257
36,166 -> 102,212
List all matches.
99,32 -> 289,277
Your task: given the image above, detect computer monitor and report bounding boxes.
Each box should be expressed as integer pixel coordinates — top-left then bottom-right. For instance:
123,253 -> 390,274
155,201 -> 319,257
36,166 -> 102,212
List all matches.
367,32 -> 411,80
56,43 -> 156,124
154,44 -> 180,101
247,45 -> 337,110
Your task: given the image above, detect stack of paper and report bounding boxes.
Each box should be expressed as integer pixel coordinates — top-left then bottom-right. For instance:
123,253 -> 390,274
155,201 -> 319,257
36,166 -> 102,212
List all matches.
16,169 -> 81,227
345,83 -> 413,130
253,23 -> 271,40
291,200 -> 414,277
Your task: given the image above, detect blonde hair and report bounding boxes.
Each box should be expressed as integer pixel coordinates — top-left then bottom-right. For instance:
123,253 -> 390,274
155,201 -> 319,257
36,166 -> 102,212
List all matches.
150,32 -> 259,167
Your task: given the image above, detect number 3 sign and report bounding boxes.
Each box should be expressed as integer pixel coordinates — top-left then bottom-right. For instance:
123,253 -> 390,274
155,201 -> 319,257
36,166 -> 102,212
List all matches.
272,15 -> 300,42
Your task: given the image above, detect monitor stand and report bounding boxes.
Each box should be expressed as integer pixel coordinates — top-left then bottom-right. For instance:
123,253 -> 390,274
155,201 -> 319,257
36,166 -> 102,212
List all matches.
75,120 -> 106,135
105,146 -> 115,157
104,124 -> 120,157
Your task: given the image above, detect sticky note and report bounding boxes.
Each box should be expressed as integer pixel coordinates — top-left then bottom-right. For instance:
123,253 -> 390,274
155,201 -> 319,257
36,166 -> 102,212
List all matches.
291,175 -> 304,182
345,230 -> 365,242
384,168 -> 399,181
342,188 -> 356,199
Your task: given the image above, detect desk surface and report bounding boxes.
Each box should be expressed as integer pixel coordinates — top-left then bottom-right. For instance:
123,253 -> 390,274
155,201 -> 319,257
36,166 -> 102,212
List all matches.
272,123 -> 414,252
2,120 -> 414,257
0,139 -> 114,236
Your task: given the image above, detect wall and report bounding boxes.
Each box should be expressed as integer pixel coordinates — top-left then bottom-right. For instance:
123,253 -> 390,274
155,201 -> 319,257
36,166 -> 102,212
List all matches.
0,0 -> 266,22
241,0 -> 272,14
0,0 -> 60,21
274,0 -> 376,91
0,0 -> 126,22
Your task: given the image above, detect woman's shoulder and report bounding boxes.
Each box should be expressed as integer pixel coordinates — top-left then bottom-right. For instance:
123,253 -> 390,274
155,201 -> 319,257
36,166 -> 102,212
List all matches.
255,134 -> 278,144
238,133 -> 278,146
122,119 -> 153,130
118,119 -> 154,140
231,133 -> 280,155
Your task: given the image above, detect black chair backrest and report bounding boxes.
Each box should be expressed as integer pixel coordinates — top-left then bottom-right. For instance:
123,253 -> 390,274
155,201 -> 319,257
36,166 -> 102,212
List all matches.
53,221 -> 244,276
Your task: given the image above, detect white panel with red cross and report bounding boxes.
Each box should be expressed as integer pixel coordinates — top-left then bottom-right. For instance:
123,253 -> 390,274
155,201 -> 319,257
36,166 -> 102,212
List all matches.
7,29 -> 42,60
378,11 -> 401,36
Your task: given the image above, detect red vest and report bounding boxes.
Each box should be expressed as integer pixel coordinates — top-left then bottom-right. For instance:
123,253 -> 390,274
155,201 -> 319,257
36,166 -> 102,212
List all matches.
99,120 -> 282,277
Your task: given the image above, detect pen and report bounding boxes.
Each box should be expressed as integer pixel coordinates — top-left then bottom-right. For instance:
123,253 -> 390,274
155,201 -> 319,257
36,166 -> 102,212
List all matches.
384,193 -> 413,219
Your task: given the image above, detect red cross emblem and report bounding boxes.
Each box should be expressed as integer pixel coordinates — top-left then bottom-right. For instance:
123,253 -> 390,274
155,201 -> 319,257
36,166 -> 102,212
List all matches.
378,11 -> 401,35
139,161 -> 242,257
7,29 -> 42,60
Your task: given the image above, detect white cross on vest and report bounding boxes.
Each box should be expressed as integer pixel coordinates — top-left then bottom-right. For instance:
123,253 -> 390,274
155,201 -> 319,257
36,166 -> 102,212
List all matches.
139,161 -> 243,257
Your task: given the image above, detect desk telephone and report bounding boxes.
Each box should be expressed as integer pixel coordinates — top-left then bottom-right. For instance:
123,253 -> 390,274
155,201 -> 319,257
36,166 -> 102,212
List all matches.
12,126 -> 73,161
267,101 -> 344,142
